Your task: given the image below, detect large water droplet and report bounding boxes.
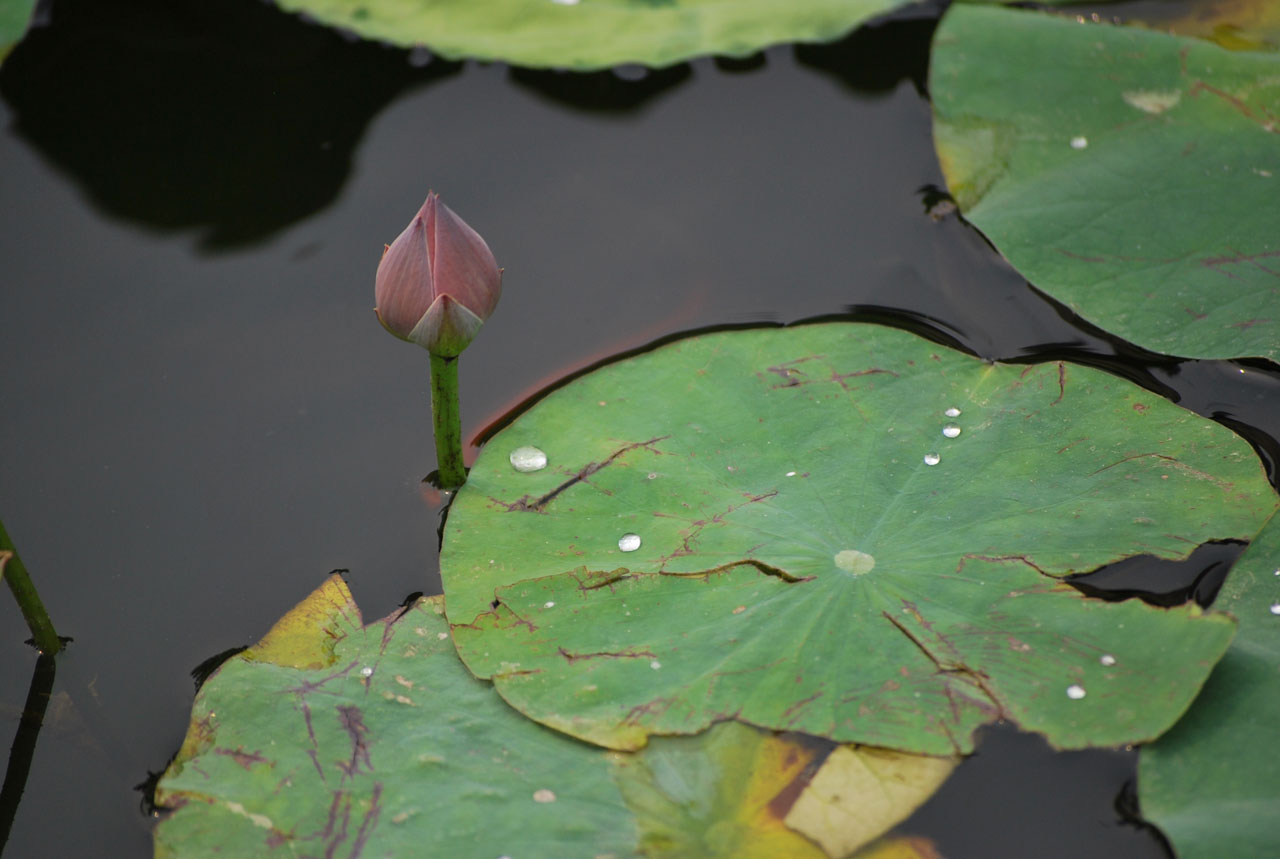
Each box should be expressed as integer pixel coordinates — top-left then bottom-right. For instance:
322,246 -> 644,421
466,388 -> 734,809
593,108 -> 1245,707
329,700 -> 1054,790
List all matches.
834,549 -> 876,575
942,424 -> 961,439
618,533 -> 641,552
509,446 -> 547,472
923,452 -> 941,466
1099,654 -> 1117,667
944,407 -> 962,418
1066,684 -> 1086,699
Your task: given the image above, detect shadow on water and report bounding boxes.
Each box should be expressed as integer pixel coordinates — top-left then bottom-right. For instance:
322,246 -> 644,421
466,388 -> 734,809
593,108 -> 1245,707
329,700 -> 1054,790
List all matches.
0,0 -> 460,250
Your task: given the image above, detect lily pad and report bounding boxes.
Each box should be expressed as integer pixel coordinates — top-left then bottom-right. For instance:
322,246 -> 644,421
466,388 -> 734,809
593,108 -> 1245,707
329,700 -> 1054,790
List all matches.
1,0 -> 38,64
615,721 -> 956,857
270,0 -> 908,70
153,576 -> 637,857
931,5 -> 1280,361
1139,509 -> 1280,858
153,574 -> 952,857
441,323 -> 1275,754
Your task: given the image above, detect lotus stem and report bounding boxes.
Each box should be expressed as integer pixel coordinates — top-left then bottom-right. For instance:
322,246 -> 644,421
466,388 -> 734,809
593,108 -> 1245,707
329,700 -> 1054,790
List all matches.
0,521 -> 63,655
430,353 -> 467,489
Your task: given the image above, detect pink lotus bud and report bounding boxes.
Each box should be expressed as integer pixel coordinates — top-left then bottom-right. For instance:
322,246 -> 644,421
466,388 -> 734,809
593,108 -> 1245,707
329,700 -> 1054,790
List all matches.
374,193 -> 502,357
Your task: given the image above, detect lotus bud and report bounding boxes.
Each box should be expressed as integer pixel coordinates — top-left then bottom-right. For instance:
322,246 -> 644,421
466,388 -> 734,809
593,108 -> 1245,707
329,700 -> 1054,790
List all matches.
375,193 -> 502,358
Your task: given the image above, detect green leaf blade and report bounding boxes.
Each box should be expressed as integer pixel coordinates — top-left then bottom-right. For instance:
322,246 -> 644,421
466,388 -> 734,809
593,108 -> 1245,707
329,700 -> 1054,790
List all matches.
271,0 -> 909,70
931,5 -> 1280,360
1140,510 -> 1280,858
441,324 -> 1275,754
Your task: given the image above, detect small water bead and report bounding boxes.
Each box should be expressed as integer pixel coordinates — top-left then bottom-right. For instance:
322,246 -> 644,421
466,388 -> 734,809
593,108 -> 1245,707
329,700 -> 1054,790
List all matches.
618,533 -> 642,552
360,666 -> 374,678
1099,654 -> 1117,667
786,471 -> 797,477
923,452 -> 941,466
544,601 -> 556,609
1270,603 -> 1280,615
942,424 -> 962,439
1070,136 -> 1089,150
1066,684 -> 1087,699
650,660 -> 662,670
944,407 -> 962,418
509,446 -> 548,473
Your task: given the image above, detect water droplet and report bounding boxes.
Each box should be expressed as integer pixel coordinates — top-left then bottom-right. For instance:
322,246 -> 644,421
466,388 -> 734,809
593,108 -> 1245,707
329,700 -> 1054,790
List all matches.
360,666 -> 374,677
544,601 -> 556,609
834,549 -> 876,575
942,424 -> 962,438
509,446 -> 547,472
550,0 -> 579,5
1070,136 -> 1089,150
618,533 -> 641,552
1270,603 -> 1280,615
1066,684 -> 1087,699
944,407 -> 962,418
1099,654 -> 1117,667
1274,568 -> 1280,576
923,452 -> 941,466
532,789 -> 557,803
786,471 -> 797,477
650,660 -> 662,670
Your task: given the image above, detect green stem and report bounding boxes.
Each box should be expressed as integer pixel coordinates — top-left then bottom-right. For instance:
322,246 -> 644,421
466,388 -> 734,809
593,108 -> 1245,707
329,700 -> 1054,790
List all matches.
0,521 -> 63,655
429,352 -> 467,489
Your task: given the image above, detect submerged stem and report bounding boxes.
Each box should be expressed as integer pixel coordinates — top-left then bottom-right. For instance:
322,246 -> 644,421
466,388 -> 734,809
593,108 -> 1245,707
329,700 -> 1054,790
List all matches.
0,521 -> 63,655
429,353 -> 467,490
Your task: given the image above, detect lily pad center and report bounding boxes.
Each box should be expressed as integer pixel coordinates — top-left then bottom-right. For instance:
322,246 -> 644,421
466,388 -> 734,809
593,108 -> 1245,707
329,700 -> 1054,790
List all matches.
834,549 -> 876,575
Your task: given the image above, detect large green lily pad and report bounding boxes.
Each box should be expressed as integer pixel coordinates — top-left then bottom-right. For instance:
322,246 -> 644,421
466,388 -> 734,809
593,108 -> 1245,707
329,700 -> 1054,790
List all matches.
931,5 -> 1280,361
153,574 -> 953,857
1139,509 -> 1280,858
441,323 -> 1275,755
270,0 -> 908,70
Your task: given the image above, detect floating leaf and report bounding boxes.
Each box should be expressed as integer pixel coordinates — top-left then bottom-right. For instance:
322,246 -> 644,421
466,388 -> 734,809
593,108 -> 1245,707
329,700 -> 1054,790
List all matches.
931,5 -> 1280,360
1139,509 -> 1280,858
154,574 -> 946,857
441,324 -> 1274,755
784,746 -> 956,857
153,576 -> 638,857
615,721 -> 956,858
270,0 -> 909,70
0,0 -> 38,65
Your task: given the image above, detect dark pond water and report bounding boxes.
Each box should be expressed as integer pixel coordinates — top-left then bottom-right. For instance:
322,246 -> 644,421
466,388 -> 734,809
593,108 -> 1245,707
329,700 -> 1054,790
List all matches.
2,0 -> 1278,856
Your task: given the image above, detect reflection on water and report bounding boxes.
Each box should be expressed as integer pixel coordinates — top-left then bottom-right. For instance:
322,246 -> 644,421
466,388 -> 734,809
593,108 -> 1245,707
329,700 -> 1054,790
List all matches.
0,0 -> 459,249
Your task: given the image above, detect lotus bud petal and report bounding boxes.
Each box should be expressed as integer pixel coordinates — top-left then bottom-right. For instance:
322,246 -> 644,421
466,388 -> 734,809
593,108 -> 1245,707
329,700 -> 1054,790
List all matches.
375,193 -> 501,357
